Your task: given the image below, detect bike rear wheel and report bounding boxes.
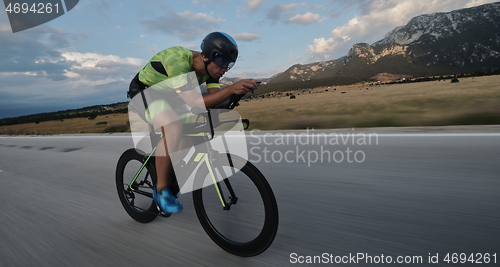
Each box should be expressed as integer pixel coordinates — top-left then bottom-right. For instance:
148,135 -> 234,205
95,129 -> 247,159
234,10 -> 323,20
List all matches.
192,154 -> 279,257
116,148 -> 158,223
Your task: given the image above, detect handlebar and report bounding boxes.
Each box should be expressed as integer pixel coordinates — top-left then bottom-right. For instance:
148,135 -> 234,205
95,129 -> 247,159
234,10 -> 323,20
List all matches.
186,93 -> 250,138
191,93 -> 245,114
224,93 -> 246,109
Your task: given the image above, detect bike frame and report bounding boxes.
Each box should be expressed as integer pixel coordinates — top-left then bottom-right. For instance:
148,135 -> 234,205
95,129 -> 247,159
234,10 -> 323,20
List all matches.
128,111 -> 241,210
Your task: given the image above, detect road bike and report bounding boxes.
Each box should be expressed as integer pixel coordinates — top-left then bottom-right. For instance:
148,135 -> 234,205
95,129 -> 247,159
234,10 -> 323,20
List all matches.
115,93 -> 279,257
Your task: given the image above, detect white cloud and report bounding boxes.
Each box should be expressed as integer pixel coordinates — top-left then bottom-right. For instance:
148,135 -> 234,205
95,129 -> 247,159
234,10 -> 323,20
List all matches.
229,68 -> 284,79
0,23 -> 11,32
286,12 -> 326,25
288,54 -> 304,63
184,44 -> 200,50
464,0 -> 495,7
245,0 -> 267,13
142,11 -> 224,41
192,0 -> 227,4
266,3 -> 300,23
306,38 -> 339,60
306,0 -> 496,60
238,0 -> 267,18
232,32 -> 263,42
0,24 -> 73,81
62,52 -> 144,69
147,44 -> 159,54
0,35 -> 145,115
247,0 -> 267,11
60,52 -> 144,87
265,3 -> 325,25
341,0 -> 493,40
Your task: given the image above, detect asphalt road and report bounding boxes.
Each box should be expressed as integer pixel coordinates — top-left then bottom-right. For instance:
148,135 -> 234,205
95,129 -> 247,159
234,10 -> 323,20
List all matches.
1,127 -> 499,266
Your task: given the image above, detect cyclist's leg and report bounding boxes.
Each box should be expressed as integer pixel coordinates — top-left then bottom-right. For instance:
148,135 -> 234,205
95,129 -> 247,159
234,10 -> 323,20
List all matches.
153,122 -> 181,191
155,121 -> 194,192
151,105 -> 194,184
148,99 -> 184,213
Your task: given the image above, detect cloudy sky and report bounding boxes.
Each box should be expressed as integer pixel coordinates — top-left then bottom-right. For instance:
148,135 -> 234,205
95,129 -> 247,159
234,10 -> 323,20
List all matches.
0,0 -> 497,119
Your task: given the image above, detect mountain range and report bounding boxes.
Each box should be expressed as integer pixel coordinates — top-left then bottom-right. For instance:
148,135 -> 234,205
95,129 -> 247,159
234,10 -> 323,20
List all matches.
267,2 -> 500,83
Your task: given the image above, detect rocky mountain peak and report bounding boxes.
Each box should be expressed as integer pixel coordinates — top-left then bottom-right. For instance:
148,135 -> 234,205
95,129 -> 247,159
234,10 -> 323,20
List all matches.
269,2 -> 500,83
347,43 -> 409,64
373,2 -> 500,46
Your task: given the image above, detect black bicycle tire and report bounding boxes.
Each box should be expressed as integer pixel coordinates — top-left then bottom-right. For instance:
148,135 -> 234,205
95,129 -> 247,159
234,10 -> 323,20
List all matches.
116,148 -> 158,223
192,154 -> 279,257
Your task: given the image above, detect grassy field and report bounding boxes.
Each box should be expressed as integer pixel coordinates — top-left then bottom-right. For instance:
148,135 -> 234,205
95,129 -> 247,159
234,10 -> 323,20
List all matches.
236,75 -> 500,129
0,113 -> 130,135
1,75 -> 499,135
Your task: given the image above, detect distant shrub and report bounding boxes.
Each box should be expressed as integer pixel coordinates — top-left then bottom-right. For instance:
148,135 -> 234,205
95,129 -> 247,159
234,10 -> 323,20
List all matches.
96,121 -> 108,125
102,124 -> 129,133
290,95 -> 296,99
451,78 -> 460,83
450,112 -> 500,125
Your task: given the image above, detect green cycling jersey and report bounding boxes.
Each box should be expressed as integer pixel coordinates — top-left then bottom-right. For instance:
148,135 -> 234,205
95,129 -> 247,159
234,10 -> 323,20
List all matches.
138,46 -> 220,91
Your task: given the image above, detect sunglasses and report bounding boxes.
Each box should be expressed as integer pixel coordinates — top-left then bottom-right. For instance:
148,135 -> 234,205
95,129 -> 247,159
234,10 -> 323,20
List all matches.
213,52 -> 235,70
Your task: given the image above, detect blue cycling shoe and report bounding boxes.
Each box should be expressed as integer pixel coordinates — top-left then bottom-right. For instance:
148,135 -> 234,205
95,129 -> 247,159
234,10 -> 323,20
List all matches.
153,187 -> 183,214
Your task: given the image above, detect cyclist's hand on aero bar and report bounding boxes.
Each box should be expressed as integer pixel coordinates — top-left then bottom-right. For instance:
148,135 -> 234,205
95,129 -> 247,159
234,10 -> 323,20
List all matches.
231,79 -> 259,95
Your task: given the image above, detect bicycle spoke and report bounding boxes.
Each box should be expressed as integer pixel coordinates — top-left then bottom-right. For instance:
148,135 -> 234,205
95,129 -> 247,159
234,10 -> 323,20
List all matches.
193,154 -> 278,256
116,149 -> 158,223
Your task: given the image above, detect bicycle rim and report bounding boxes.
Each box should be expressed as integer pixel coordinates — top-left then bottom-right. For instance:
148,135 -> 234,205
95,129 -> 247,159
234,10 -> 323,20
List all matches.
192,154 -> 279,257
116,149 -> 158,223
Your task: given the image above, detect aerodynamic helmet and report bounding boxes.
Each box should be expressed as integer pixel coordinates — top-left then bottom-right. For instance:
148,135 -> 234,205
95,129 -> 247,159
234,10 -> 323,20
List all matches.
201,32 -> 238,70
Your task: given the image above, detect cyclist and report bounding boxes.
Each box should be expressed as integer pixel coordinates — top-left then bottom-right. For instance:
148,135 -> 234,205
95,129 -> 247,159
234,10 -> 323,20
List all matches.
128,32 -> 259,214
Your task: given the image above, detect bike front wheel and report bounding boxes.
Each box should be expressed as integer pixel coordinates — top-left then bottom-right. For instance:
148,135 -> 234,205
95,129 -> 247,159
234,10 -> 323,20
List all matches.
116,148 -> 158,223
192,154 -> 279,257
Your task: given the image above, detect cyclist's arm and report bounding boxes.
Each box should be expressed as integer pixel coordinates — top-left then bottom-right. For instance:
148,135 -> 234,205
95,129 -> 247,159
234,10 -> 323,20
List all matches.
203,79 -> 258,108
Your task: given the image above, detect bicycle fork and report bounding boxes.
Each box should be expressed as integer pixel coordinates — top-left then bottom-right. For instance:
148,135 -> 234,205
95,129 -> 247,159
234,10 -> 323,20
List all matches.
128,148 -> 156,195
127,146 -> 239,211
204,152 -> 238,210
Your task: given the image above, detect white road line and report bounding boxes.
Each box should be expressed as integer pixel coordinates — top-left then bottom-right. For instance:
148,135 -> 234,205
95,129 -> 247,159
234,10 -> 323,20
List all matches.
2,133 -> 500,139
250,133 -> 500,137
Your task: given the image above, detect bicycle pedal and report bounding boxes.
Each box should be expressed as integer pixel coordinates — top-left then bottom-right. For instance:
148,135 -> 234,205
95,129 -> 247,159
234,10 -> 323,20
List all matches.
156,204 -> 172,218
159,211 -> 172,218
